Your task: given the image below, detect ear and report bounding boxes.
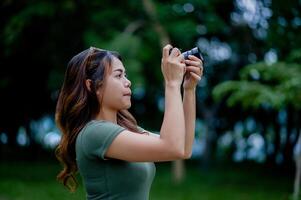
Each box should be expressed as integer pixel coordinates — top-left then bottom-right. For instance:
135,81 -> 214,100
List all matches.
85,79 -> 92,92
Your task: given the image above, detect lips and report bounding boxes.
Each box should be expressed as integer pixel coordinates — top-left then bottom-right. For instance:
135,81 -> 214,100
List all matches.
123,92 -> 132,96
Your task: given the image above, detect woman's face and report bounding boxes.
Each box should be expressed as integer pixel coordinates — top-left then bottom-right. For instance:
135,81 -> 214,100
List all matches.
98,57 -> 132,111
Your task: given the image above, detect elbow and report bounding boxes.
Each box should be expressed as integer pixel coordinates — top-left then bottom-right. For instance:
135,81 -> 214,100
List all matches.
169,147 -> 185,160
173,149 -> 192,160
183,151 -> 192,159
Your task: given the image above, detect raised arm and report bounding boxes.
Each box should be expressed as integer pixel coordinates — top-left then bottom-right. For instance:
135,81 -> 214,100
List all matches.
105,44 -> 187,162
182,55 -> 203,158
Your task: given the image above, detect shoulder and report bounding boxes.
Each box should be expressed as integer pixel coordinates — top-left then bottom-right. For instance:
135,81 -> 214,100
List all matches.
83,120 -> 123,132
77,120 -> 127,159
78,120 -> 125,140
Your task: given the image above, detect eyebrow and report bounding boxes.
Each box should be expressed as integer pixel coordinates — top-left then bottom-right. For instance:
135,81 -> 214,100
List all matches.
113,69 -> 126,73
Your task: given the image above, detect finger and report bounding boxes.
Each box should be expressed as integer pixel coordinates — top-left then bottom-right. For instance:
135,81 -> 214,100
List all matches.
186,65 -> 203,73
185,59 -> 202,68
170,47 -> 181,57
177,53 -> 185,63
186,66 -> 203,75
163,44 -> 173,59
183,64 -> 187,74
188,55 -> 203,64
190,72 -> 202,81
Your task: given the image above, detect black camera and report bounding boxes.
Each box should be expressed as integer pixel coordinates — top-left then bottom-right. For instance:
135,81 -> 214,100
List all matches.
169,47 -> 204,62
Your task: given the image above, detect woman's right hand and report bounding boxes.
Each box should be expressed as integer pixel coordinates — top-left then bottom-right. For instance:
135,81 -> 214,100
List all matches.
161,44 -> 186,87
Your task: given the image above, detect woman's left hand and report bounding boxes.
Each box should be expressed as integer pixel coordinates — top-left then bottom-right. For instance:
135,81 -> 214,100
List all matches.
183,55 -> 203,90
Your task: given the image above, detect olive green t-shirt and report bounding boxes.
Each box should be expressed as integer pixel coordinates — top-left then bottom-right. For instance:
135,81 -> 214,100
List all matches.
75,120 -> 156,200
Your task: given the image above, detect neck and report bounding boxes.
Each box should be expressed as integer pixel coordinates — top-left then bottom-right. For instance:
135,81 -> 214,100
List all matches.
95,107 -> 117,124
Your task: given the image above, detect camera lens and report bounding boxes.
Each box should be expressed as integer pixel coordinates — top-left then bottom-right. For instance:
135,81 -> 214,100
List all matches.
182,47 -> 204,62
169,47 -> 204,62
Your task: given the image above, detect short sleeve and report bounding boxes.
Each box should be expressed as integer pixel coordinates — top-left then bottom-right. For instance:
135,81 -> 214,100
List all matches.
137,126 -> 147,133
80,121 -> 125,159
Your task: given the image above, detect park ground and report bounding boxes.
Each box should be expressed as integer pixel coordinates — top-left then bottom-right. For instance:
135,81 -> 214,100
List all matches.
0,160 -> 295,200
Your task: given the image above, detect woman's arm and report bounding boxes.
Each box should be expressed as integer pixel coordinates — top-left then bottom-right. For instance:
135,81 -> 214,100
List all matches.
182,55 -> 203,158
105,45 -> 187,162
183,88 -> 196,158
106,84 -> 185,162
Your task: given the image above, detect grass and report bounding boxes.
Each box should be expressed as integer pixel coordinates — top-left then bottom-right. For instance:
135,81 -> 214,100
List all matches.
0,160 -> 295,200
151,162 -> 293,200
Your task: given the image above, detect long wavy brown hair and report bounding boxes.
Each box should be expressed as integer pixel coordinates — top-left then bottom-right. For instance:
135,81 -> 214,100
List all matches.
55,47 -> 141,192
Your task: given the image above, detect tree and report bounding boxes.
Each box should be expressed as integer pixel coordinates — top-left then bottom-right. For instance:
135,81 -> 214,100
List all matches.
213,48 -> 301,166
1,0 -> 300,171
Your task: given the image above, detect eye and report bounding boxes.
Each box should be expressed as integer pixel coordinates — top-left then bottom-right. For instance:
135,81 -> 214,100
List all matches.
115,73 -> 122,78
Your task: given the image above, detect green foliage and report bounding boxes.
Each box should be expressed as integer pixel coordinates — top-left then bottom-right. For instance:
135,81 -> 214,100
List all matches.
287,48 -> 301,63
240,62 -> 301,83
1,0 -> 301,167
213,80 -> 285,109
213,61 -> 301,110
3,2 -> 55,53
168,19 -> 199,48
203,12 -> 228,34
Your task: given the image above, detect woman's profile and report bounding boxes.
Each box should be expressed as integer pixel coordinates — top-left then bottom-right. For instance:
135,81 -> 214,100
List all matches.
55,44 -> 203,200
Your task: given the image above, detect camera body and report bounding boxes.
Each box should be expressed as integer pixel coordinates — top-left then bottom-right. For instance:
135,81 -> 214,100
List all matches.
169,47 -> 204,62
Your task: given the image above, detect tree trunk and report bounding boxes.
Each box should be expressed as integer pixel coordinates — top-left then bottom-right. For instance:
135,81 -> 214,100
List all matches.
271,111 -> 281,165
172,159 -> 185,184
293,131 -> 301,200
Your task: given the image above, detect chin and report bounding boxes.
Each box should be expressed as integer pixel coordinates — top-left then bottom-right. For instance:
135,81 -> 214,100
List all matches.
125,103 -> 131,109
123,99 -> 131,109
119,103 -> 131,110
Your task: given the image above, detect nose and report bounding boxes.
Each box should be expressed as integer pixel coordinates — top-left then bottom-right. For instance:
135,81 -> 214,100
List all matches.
125,77 -> 131,88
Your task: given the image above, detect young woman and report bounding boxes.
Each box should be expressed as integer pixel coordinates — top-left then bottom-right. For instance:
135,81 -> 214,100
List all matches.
55,44 -> 203,200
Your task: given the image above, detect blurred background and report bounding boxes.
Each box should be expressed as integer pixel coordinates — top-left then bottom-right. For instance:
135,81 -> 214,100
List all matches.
0,0 -> 301,199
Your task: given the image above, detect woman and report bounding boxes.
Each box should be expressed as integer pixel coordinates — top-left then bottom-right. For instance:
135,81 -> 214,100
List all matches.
55,44 -> 203,200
